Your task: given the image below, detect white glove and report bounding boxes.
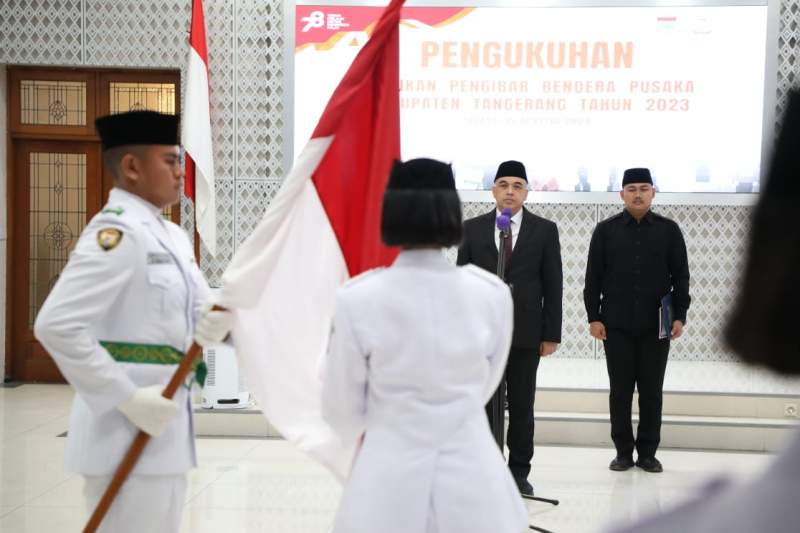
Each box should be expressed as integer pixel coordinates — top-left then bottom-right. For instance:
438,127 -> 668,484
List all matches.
117,385 -> 179,437
194,302 -> 234,347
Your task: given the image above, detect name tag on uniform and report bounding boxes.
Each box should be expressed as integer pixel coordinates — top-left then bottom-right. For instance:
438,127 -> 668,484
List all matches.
147,252 -> 173,265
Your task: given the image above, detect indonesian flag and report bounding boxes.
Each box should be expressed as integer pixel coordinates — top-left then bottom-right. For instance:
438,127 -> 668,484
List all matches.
218,0 -> 404,479
182,0 -> 217,256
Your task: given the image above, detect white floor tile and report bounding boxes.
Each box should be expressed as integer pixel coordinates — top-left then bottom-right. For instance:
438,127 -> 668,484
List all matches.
0,384 -> 782,533
25,475 -> 83,507
0,506 -> 19,518
0,505 -> 86,533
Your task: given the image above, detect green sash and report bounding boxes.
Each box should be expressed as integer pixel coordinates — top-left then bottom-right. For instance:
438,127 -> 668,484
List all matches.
99,341 -> 206,387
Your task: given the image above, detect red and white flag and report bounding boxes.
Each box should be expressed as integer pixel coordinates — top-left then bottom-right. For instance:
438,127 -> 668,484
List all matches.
218,0 -> 404,479
182,0 -> 216,256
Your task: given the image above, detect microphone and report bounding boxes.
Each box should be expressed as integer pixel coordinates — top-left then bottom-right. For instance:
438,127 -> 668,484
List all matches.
496,207 -> 512,235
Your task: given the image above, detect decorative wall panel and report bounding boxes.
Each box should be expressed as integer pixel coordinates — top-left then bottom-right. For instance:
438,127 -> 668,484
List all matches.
777,0 -> 800,128
202,178 -> 236,288
235,0 -> 285,181
528,203 -> 597,359
0,0 -> 83,64
83,0 -> 189,67
204,0 -> 236,184
193,1 -> 238,280
235,180 -> 282,248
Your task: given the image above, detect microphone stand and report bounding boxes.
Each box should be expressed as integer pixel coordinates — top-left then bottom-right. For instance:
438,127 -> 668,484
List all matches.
487,227 -> 509,450
495,215 -> 559,533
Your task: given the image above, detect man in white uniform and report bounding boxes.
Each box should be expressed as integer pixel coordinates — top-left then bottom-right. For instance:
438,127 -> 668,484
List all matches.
34,111 -> 230,533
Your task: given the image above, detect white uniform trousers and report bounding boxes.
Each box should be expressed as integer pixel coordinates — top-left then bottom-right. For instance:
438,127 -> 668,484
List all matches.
84,473 -> 187,533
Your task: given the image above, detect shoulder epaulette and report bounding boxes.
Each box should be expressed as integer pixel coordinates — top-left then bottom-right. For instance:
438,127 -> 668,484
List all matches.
101,206 -> 125,216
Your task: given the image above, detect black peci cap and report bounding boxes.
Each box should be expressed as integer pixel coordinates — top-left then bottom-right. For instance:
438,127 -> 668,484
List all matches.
95,111 -> 180,151
494,160 -> 527,182
621,168 -> 653,186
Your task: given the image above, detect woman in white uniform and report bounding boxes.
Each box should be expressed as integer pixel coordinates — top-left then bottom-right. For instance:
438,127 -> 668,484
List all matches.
321,158 -> 528,533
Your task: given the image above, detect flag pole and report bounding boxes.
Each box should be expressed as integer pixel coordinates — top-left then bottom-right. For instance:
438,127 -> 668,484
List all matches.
184,157 -> 201,263
193,215 -> 201,264
185,152 -> 200,263
82,307 -> 223,532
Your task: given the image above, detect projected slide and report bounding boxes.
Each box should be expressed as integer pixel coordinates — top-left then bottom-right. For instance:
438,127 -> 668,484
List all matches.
294,4 -> 768,192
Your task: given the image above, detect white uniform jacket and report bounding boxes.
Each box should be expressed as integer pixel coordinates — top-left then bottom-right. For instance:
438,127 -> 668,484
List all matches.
34,188 -> 210,476
322,249 -> 528,533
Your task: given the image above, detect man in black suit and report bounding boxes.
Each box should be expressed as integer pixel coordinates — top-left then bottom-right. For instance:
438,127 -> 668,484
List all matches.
457,160 -> 563,495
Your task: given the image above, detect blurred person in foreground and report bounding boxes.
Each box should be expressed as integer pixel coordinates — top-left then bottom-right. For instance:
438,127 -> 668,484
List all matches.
604,89 -> 800,533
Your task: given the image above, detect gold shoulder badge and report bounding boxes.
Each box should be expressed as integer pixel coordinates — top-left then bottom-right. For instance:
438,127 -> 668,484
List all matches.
97,228 -> 123,251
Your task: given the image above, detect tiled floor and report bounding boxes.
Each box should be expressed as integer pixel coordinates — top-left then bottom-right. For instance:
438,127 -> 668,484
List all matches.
0,384 -> 776,533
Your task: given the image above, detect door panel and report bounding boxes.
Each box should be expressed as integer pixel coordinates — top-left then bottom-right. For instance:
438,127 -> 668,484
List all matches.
11,141 -> 102,382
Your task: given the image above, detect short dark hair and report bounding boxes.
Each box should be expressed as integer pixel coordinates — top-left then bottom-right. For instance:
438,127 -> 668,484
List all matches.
102,145 -> 147,182
381,189 -> 463,247
381,158 -> 463,247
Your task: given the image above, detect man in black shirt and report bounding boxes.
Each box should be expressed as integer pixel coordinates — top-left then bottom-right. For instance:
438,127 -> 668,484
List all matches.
583,167 -> 690,473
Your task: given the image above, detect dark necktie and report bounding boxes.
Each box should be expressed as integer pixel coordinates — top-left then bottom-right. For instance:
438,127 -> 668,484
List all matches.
501,226 -> 513,274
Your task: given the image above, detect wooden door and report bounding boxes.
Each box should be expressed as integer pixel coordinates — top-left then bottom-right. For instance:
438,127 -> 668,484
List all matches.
9,141 -> 102,381
6,66 -> 180,382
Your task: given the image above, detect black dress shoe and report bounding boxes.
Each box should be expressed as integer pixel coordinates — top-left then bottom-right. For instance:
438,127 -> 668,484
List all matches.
636,456 -> 663,473
609,455 -> 635,471
514,477 -> 534,496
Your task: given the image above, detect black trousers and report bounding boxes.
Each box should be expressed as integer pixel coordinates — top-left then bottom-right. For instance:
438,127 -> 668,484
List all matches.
603,328 -> 670,459
486,346 -> 540,480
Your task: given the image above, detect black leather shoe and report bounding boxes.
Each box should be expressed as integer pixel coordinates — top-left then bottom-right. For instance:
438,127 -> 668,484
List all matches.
636,456 -> 663,473
514,477 -> 534,496
609,455 -> 635,471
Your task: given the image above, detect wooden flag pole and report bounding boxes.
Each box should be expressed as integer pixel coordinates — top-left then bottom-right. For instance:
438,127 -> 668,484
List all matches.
82,305 -> 221,533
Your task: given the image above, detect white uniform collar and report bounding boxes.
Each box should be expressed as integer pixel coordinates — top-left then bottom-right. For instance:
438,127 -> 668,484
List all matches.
393,249 -> 449,268
107,187 -> 164,220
